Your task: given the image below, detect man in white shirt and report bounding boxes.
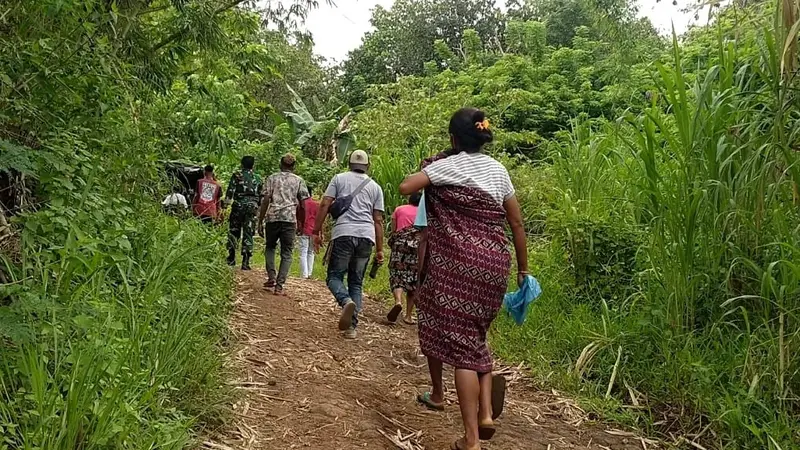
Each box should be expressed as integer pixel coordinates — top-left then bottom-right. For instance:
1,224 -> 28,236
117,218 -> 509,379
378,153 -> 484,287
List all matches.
162,186 -> 188,214
313,150 -> 385,339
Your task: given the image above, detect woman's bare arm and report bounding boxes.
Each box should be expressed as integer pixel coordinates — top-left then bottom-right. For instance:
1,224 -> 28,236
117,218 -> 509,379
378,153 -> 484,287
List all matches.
399,172 -> 431,196
503,195 -> 528,281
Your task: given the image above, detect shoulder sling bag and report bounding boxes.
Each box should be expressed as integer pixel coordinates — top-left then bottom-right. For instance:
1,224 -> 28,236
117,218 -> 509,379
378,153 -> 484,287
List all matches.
329,176 -> 372,220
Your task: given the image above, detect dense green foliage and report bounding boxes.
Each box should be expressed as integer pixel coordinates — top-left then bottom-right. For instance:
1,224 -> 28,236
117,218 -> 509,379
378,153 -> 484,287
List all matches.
3,0 -> 800,449
0,1 -> 337,448
351,1 -> 800,448
340,0 -> 502,89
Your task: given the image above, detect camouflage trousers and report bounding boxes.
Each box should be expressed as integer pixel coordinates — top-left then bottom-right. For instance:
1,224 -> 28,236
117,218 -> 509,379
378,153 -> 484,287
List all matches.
228,203 -> 257,256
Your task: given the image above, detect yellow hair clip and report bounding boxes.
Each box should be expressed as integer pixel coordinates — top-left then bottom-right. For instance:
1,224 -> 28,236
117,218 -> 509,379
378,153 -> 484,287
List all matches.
475,119 -> 490,131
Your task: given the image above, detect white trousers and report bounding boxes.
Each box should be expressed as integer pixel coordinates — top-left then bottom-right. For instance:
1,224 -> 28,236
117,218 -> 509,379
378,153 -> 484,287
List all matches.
297,235 -> 316,278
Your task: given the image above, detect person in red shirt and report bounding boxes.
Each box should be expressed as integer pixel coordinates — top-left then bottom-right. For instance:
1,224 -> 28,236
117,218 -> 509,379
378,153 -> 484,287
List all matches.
297,185 -> 320,279
193,165 -> 222,224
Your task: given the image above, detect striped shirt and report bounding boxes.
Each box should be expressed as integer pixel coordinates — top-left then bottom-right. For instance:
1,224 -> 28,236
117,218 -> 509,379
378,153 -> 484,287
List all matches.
423,152 -> 515,205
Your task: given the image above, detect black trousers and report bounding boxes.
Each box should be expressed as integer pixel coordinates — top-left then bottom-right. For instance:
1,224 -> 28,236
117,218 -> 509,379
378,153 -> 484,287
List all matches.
265,221 -> 295,286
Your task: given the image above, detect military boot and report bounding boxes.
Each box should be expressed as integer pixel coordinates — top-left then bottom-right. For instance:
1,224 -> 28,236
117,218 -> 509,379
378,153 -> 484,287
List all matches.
226,248 -> 236,267
241,253 -> 252,271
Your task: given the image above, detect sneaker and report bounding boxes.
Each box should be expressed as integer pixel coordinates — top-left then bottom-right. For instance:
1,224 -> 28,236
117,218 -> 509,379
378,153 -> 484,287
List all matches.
343,327 -> 357,339
338,299 -> 356,331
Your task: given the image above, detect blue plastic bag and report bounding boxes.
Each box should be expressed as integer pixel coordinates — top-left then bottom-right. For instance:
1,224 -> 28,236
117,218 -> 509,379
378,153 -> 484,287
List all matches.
414,191 -> 427,228
503,275 -> 542,325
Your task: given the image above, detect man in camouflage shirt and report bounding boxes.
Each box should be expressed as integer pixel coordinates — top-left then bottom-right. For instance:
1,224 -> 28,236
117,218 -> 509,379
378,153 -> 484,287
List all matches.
257,154 -> 310,295
226,156 -> 262,270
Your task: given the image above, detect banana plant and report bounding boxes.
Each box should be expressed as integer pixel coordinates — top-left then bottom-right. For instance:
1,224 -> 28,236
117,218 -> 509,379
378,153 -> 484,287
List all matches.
257,84 -> 355,164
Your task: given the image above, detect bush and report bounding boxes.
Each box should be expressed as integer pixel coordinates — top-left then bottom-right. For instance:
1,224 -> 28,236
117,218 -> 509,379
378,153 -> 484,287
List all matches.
0,160 -> 231,448
548,211 -> 641,305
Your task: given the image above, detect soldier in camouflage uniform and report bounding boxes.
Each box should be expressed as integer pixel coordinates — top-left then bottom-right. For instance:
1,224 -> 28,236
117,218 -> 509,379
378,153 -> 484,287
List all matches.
226,156 -> 262,270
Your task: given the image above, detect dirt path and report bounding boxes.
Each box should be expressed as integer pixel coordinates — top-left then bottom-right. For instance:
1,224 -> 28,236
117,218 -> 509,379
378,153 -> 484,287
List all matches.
209,270 -> 652,450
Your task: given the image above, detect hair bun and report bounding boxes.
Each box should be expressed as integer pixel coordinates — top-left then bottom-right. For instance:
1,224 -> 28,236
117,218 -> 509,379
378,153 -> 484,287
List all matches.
475,128 -> 493,145
448,107 -> 494,150
471,111 -> 493,145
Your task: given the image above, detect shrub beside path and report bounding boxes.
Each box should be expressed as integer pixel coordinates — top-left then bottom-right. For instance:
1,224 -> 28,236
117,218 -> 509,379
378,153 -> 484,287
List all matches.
205,270 -> 654,449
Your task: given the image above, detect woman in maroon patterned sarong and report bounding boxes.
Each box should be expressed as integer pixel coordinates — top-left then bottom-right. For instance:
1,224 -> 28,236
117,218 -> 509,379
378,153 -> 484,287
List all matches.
399,108 -> 529,450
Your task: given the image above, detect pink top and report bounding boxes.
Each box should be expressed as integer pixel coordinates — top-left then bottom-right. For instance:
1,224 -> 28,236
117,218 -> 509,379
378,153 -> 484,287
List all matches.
301,197 -> 319,235
392,204 -> 418,232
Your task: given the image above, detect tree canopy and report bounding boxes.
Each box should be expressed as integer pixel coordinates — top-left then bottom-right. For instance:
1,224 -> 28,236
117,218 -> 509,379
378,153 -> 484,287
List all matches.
340,0 -> 502,86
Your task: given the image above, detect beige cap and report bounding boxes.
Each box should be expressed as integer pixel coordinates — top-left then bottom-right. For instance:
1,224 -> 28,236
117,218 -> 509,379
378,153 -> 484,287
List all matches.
349,150 -> 369,166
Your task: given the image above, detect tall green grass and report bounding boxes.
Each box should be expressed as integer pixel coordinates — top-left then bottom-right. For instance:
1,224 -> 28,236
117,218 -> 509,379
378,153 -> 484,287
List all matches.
0,193 -> 231,448
492,20 -> 800,448
370,142 -> 431,212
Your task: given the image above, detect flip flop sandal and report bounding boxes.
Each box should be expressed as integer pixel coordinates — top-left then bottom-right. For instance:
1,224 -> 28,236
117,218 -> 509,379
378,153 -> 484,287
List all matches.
402,317 -> 417,325
478,422 -> 496,441
263,280 -> 276,289
416,392 -> 444,411
450,439 -> 478,450
274,286 -> 287,296
491,374 -> 507,420
387,304 -> 403,323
